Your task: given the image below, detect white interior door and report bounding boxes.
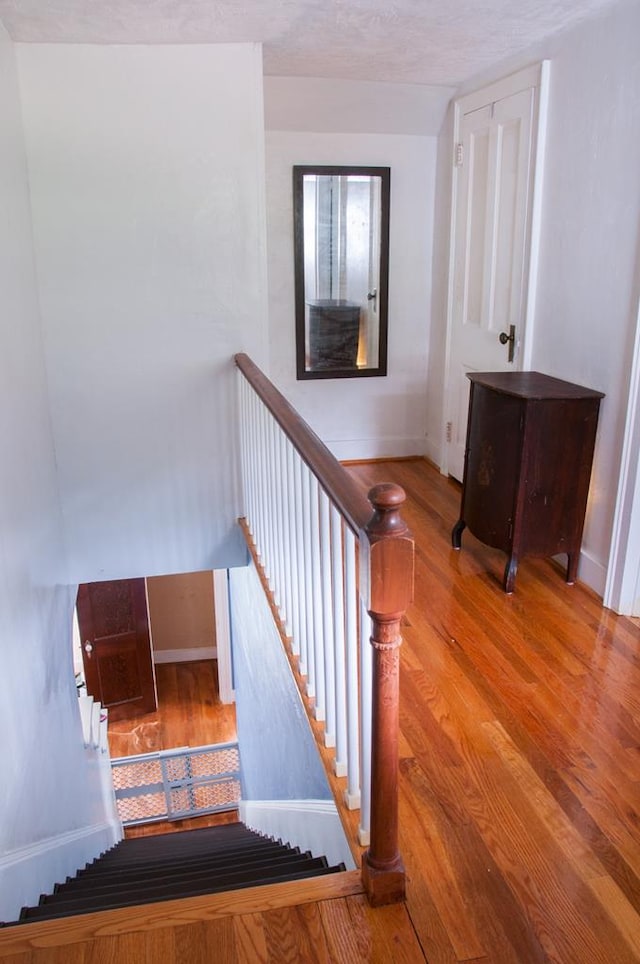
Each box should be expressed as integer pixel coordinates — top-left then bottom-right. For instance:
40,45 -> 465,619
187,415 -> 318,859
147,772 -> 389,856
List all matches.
446,67 -> 546,481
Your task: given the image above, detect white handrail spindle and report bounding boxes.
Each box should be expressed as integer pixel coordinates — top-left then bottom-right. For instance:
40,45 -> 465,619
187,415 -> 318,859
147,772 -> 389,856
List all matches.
344,527 -> 361,809
293,450 -> 309,677
359,598 -> 373,846
265,409 -> 278,593
301,461 -> 316,699
256,400 -> 269,577
248,385 -> 259,540
286,439 -> 301,656
309,476 -> 325,722
268,414 -> 283,613
330,504 -> 348,778
278,429 -> 293,637
319,488 -> 336,747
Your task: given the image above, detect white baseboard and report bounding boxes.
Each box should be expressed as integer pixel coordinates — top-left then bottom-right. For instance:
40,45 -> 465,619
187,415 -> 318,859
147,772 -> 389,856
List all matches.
577,548 -> 606,598
423,434 -> 442,468
153,646 -> 217,664
326,436 -> 427,462
239,799 -> 356,871
0,820 -> 122,923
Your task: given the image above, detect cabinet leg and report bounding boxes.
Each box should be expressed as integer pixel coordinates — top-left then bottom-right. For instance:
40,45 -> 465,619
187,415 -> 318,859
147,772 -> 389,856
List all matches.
566,553 -> 578,585
451,519 -> 466,550
503,556 -> 518,594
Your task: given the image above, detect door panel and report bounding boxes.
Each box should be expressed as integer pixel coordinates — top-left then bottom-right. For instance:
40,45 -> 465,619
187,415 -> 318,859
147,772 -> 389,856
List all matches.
77,578 -> 157,720
447,84 -> 537,481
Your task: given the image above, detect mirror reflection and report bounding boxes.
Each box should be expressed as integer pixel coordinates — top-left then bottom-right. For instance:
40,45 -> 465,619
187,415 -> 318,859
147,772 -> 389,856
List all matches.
293,166 -> 390,380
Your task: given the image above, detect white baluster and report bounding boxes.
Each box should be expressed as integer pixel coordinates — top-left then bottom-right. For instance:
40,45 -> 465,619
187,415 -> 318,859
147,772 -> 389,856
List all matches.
344,527 -> 360,809
309,476 -> 325,722
240,379 -> 253,537
319,488 -> 336,746
267,412 -> 278,594
359,597 -> 372,845
294,451 -> 308,677
256,400 -> 269,577
247,389 -> 260,544
302,462 -> 315,699
331,504 -> 348,777
268,414 -> 283,613
287,440 -> 301,656
278,429 -> 293,638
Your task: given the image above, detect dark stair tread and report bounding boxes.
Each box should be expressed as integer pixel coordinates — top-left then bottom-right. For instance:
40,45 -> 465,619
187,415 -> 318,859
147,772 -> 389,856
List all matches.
121,822 -> 248,840
41,855 -> 326,908
20,864 -> 345,924
84,834 -> 276,869
75,840 -> 288,879
53,849 -> 311,897
12,823 -> 347,928
103,824 -> 255,853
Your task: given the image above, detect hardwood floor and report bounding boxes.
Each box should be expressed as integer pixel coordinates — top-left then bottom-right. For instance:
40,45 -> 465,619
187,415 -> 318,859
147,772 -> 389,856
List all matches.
0,875 -> 424,962
2,458 -> 639,961
108,659 -> 239,838
347,457 -> 640,963
107,659 -> 237,758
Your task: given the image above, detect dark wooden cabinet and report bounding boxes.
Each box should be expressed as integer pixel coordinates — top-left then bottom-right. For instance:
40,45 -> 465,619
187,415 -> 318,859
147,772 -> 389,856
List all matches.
452,371 -> 604,593
307,299 -> 361,371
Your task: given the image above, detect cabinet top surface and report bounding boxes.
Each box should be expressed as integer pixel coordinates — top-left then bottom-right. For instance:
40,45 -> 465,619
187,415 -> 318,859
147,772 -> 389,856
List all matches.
467,370 -> 605,400
307,299 -> 361,309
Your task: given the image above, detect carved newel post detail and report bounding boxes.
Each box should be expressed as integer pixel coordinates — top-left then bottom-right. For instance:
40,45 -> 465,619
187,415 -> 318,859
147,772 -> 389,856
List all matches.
362,483 -> 414,906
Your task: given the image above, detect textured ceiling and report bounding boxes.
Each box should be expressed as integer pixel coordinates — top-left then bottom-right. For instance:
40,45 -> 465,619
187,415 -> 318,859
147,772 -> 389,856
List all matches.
0,0 -> 623,87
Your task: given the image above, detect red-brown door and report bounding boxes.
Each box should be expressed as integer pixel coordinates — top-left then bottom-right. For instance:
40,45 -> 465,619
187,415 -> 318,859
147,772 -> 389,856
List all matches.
77,578 -> 157,720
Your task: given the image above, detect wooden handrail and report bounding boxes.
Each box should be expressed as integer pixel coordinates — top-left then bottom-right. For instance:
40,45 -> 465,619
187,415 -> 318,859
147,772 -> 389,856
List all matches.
235,353 -> 371,534
235,354 -> 414,906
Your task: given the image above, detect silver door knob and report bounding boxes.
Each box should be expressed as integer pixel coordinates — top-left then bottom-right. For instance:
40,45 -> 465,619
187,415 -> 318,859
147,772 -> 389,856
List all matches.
84,641 -> 93,657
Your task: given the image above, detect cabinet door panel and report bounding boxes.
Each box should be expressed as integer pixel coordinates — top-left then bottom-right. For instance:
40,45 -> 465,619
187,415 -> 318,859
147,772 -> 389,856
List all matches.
463,385 -> 522,550
520,400 -> 600,556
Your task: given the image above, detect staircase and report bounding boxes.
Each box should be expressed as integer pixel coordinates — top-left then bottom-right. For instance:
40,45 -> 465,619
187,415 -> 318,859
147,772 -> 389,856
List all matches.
13,823 -> 346,923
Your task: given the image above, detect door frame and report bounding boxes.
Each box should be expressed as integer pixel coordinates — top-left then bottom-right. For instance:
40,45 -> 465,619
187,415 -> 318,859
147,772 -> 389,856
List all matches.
604,298 -> 640,614
213,569 -> 235,703
439,61 -> 551,475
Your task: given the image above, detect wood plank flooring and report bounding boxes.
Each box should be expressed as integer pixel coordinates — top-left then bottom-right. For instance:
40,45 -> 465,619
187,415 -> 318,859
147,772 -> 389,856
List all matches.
2,458 -> 639,961
0,874 -> 424,963
347,457 -> 640,963
107,659 -> 237,758
107,659 -> 239,838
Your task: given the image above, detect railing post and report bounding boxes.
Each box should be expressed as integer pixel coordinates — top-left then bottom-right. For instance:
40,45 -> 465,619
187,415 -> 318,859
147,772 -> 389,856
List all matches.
361,483 -> 414,907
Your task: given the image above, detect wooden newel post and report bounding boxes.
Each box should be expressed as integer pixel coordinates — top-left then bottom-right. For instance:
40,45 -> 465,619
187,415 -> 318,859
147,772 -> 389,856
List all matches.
361,483 -> 414,906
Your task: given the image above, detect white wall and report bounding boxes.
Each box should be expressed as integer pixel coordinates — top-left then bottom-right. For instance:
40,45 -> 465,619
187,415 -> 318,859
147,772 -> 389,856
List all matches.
431,0 -> 640,593
264,76 -> 453,136
529,2 -> 640,592
0,22 -> 118,922
266,130 -> 437,460
16,43 -> 268,583
229,560 -> 333,801
426,107 -> 455,466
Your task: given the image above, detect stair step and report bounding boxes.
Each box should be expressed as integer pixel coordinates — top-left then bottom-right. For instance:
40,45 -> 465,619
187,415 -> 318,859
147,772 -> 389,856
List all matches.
53,849 -> 309,897
21,862 -> 345,921
21,864 -> 345,923
114,824 -> 252,851
67,841 -> 293,883
14,822 -> 347,927
83,827 -> 265,867
77,839 -> 284,878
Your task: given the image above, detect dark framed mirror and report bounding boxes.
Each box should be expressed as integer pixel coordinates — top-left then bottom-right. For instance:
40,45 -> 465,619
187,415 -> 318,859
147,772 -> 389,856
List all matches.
293,165 -> 390,380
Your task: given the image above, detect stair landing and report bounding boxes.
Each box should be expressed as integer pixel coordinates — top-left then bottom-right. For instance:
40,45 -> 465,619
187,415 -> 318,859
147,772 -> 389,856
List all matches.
0,871 -> 384,961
